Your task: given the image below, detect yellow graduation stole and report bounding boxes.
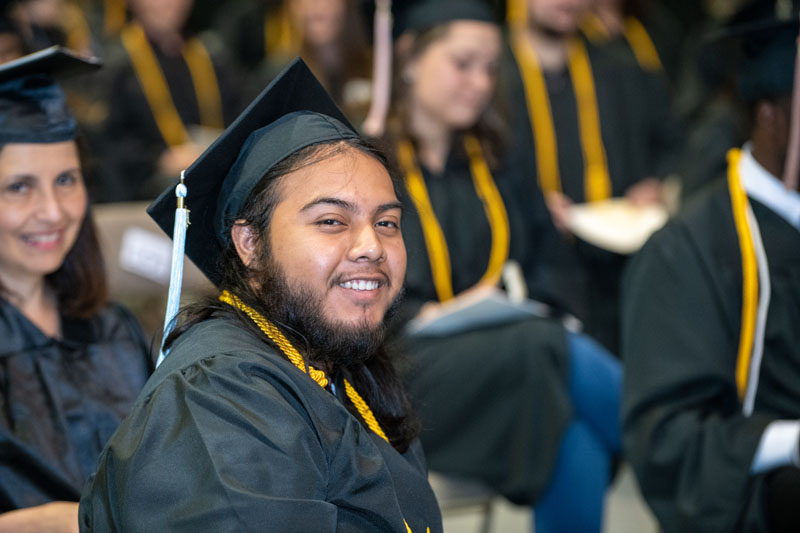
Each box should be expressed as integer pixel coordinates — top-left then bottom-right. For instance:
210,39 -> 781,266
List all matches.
509,29 -> 612,202
580,14 -> 663,72
221,291 -> 433,532
264,3 -> 302,59
103,0 -> 127,36
120,23 -> 224,147
397,136 -> 510,302
727,149 -> 769,408
218,290 -> 389,442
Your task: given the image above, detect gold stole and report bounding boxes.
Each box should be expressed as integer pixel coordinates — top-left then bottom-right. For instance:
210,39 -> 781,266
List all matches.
510,29 -> 612,202
120,23 -> 224,147
264,4 -> 302,58
398,137 -> 510,302
219,290 -> 390,442
727,148 -> 762,402
103,0 -> 127,36
581,14 -> 663,72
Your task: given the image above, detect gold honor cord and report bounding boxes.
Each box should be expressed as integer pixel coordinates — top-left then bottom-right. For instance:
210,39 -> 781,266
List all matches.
182,39 -> 224,130
623,17 -> 663,72
218,291 -> 390,443
63,3 -> 92,53
104,0 -> 127,36
579,15 -> 663,73
398,137 -> 510,302
121,23 -> 223,147
506,0 -> 527,27
264,4 -> 302,58
568,38 -> 612,202
510,31 -> 612,202
463,135 -> 511,287
398,139 -> 454,301
511,29 -> 561,195
727,149 -> 760,401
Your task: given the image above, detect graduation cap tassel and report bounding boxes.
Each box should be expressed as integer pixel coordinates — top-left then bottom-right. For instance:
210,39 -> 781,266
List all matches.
156,173 -> 189,367
362,0 -> 392,137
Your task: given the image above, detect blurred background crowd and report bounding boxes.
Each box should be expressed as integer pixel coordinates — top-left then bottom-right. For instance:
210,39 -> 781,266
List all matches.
0,0 -> 749,204
0,0 -> 755,343
2,0 -> 791,531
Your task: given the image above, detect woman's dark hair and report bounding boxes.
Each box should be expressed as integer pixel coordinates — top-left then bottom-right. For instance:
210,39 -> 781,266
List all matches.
46,206 -> 108,318
164,136 -> 420,451
385,19 -> 508,169
0,138 -> 108,318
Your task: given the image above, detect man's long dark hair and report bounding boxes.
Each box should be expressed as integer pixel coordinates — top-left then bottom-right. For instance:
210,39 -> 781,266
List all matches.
165,137 -> 421,452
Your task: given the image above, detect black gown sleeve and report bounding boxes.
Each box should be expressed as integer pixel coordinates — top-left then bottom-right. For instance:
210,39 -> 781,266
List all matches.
80,353 -> 420,532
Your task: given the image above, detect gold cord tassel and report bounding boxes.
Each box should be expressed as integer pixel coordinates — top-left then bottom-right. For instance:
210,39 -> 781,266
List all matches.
218,290 -> 389,443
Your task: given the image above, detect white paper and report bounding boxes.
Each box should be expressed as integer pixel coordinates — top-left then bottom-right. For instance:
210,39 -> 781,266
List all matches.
118,227 -> 172,284
566,198 -> 668,254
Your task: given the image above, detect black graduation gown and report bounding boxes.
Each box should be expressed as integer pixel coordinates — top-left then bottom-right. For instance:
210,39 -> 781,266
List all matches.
80,314 -> 443,532
394,147 -> 574,505
0,300 -> 152,511
621,178 -> 800,532
96,34 -> 243,202
502,36 -> 684,353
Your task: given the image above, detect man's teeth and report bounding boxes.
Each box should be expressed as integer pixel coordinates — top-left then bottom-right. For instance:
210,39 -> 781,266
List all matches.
25,232 -> 59,244
340,280 -> 379,291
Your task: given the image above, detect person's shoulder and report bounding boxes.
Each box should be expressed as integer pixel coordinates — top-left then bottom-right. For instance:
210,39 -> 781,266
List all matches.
138,314 -> 289,398
637,177 -> 733,264
72,301 -> 148,345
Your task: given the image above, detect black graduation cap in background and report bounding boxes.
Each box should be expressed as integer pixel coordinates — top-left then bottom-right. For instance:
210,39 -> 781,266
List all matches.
0,45 -> 101,143
392,0 -> 497,38
147,58 -> 359,287
712,0 -> 800,103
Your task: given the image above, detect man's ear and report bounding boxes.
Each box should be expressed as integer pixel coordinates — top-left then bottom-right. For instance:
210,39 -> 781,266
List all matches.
231,221 -> 258,267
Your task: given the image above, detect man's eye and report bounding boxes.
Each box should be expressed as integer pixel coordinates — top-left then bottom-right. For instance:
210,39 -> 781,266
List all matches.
317,219 -> 343,226
376,220 -> 400,230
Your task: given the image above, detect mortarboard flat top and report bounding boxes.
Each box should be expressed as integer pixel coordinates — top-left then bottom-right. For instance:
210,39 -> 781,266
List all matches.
0,45 -> 102,83
0,45 -> 102,144
147,58 -> 359,286
393,0 -> 497,38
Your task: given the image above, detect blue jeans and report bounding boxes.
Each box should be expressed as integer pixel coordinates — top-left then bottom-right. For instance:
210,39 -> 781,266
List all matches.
534,332 -> 622,533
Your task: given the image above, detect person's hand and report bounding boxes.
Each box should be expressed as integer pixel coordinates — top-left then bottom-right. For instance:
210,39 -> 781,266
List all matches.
544,191 -> 574,233
625,177 -> 664,207
0,501 -> 79,533
157,142 -> 205,177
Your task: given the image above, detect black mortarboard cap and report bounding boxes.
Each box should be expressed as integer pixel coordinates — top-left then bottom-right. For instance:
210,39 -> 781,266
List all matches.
147,58 -> 359,286
713,0 -> 800,103
0,46 -> 102,143
393,0 -> 497,39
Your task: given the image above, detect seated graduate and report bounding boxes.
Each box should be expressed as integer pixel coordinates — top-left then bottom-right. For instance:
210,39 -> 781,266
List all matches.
622,2 -> 800,531
79,59 -> 443,532
0,50 -> 152,531
378,2 -> 621,532
97,0 -> 243,202
503,0 -> 685,353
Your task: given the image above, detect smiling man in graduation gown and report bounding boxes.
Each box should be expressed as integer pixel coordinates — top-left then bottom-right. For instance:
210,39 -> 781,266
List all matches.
622,2 -> 800,532
79,60 -> 442,532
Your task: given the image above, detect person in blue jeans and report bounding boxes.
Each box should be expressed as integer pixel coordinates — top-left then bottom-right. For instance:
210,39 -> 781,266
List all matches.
379,1 -> 622,531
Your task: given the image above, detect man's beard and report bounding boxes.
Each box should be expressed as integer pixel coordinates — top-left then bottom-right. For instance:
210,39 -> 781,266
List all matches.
252,256 -> 402,372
